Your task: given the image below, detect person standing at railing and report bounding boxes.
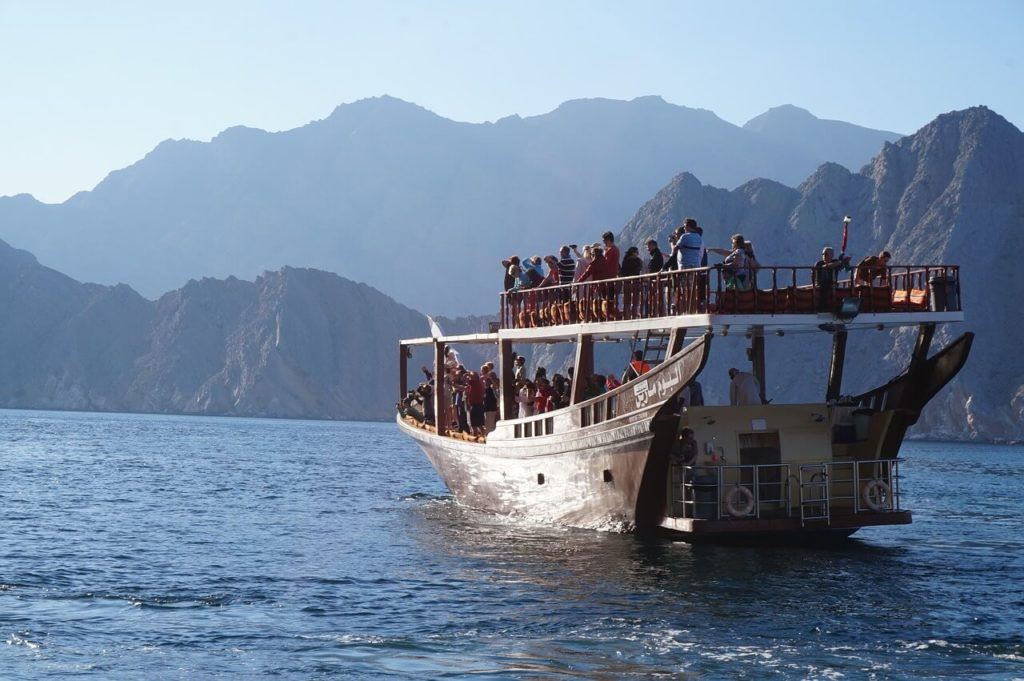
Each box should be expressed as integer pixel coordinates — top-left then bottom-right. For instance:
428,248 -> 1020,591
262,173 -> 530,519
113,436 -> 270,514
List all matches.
709,234 -> 750,291
557,246 -> 576,286
572,244 -> 593,282
813,246 -> 850,311
602,231 -> 620,277
744,241 -> 761,289
645,239 -> 664,272
620,246 -> 643,317
854,251 -> 892,286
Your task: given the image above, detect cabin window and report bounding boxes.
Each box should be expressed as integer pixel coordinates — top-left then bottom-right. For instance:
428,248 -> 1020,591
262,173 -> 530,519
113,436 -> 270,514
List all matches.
514,424 -> 522,438
537,473 -> 545,485
580,408 -> 590,428
593,402 -> 604,424
544,417 -> 554,435
524,422 -> 533,438
603,469 -> 613,483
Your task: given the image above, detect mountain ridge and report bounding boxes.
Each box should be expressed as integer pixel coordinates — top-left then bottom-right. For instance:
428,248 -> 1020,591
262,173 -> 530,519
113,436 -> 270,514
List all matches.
0,96 -> 900,312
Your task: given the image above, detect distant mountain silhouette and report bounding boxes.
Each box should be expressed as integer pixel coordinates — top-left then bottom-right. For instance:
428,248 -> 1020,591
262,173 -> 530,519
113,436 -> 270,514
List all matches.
0,238 -> 488,420
620,106 -> 1024,443
0,96 -> 897,315
743,104 -> 901,172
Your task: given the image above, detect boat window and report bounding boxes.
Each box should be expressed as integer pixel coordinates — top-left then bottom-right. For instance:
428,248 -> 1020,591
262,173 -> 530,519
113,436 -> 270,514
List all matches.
580,408 -> 590,428
514,424 -> 522,438
544,417 -> 554,435
524,421 -> 533,438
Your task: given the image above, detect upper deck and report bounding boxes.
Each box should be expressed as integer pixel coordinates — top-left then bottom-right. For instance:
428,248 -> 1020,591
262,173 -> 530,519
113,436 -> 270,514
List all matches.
499,264 -> 962,334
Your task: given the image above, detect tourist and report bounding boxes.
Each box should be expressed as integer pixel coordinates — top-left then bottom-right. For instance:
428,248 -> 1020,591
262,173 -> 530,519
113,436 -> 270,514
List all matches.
646,239 -> 664,273
483,376 -> 499,432
814,246 -> 849,310
550,374 -> 568,410
605,374 -> 621,391
622,350 -> 651,383
578,246 -> 613,281
501,259 -> 515,292
540,255 -> 560,287
518,380 -> 536,417
535,377 -> 553,413
558,246 -> 576,286
662,229 -> 682,271
514,355 -> 526,382
602,231 -> 620,277
508,256 -> 528,290
728,367 -> 762,406
854,250 -> 892,286
534,366 -> 547,383
451,368 -> 470,432
464,371 -> 486,437
572,244 -> 593,282
744,241 -> 761,288
676,218 -> 705,270
710,234 -> 749,290
620,246 -> 643,277
523,256 -> 546,288
670,428 -> 698,468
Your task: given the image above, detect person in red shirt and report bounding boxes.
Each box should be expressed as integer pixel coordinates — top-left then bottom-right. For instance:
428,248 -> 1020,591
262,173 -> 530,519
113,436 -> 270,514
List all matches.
464,371 -> 487,437
602,231 -> 620,277
578,247 -> 613,281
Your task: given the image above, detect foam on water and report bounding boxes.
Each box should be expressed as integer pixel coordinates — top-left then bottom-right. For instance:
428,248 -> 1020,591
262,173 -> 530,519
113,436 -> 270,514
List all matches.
0,409 -> 1022,679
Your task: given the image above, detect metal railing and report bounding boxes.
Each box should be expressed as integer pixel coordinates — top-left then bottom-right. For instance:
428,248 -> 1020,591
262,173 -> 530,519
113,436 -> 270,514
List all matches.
671,458 -> 903,525
499,265 -> 960,329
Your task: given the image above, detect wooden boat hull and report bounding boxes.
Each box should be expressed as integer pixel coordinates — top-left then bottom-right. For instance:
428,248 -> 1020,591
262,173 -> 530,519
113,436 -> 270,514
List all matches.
399,415 -> 654,531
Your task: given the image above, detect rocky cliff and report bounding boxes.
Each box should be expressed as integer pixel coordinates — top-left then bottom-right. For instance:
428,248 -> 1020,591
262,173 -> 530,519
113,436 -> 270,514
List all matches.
619,107 -> 1024,443
0,96 -> 897,315
0,240 -> 457,421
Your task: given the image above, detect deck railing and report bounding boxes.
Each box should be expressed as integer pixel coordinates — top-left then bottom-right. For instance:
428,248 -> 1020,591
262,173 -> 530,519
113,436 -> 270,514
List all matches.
672,458 -> 902,524
499,265 -> 960,329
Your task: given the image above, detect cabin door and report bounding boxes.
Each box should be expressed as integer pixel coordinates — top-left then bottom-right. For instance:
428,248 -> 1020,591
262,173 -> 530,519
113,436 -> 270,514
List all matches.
739,432 -> 783,514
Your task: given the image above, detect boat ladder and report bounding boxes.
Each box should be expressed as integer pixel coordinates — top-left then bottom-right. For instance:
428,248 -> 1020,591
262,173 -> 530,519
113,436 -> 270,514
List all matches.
636,330 -> 672,368
798,463 -> 830,526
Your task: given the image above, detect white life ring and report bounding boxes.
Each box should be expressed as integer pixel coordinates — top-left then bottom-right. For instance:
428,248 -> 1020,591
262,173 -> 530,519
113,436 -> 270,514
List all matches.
724,484 -> 755,517
862,479 -> 892,511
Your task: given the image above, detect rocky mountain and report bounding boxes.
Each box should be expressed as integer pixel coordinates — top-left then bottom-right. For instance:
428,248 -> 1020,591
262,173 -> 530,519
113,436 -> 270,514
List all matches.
619,107 -> 1024,443
743,105 -> 901,172
0,96 -> 897,316
0,238 -> 478,421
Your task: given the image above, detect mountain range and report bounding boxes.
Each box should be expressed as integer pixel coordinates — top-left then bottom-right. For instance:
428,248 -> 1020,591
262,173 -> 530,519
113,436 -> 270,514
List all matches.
619,106 -> 1023,443
0,100 -> 1019,442
0,96 -> 898,315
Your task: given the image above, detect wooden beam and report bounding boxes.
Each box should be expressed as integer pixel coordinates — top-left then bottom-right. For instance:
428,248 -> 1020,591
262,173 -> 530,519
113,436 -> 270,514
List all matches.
498,338 -> 515,420
666,327 -> 687,357
399,344 -> 408,401
910,322 -> 936,370
826,328 -> 848,402
750,329 -> 767,404
571,333 -> 594,405
434,341 -> 448,436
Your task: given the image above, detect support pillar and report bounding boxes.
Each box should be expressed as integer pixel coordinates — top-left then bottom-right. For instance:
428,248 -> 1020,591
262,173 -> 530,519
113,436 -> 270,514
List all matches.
498,338 -> 515,420
571,333 -> 594,405
666,327 -> 687,358
399,343 -> 408,402
910,322 -> 936,372
750,329 -> 767,404
433,341 -> 448,436
826,328 -> 848,402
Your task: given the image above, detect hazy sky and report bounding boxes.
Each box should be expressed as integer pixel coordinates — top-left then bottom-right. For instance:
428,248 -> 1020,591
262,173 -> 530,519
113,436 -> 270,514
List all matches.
2,0 -> 1021,203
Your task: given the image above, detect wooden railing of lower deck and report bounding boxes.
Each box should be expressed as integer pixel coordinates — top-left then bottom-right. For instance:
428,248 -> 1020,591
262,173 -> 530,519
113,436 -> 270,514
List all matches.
499,265 -> 961,329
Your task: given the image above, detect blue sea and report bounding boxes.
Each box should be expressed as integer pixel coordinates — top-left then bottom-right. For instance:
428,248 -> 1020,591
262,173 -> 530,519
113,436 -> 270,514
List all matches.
0,409 -> 1022,679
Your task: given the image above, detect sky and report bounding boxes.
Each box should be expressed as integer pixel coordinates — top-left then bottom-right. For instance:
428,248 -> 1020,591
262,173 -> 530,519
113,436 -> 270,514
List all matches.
1,0 -> 1021,203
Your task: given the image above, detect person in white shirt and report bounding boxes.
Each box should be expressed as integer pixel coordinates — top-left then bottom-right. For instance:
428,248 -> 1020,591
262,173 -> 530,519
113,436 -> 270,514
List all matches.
728,367 -> 762,406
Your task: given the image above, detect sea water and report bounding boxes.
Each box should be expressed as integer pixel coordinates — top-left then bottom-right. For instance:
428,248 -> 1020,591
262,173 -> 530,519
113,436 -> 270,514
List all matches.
0,409 -> 1021,679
